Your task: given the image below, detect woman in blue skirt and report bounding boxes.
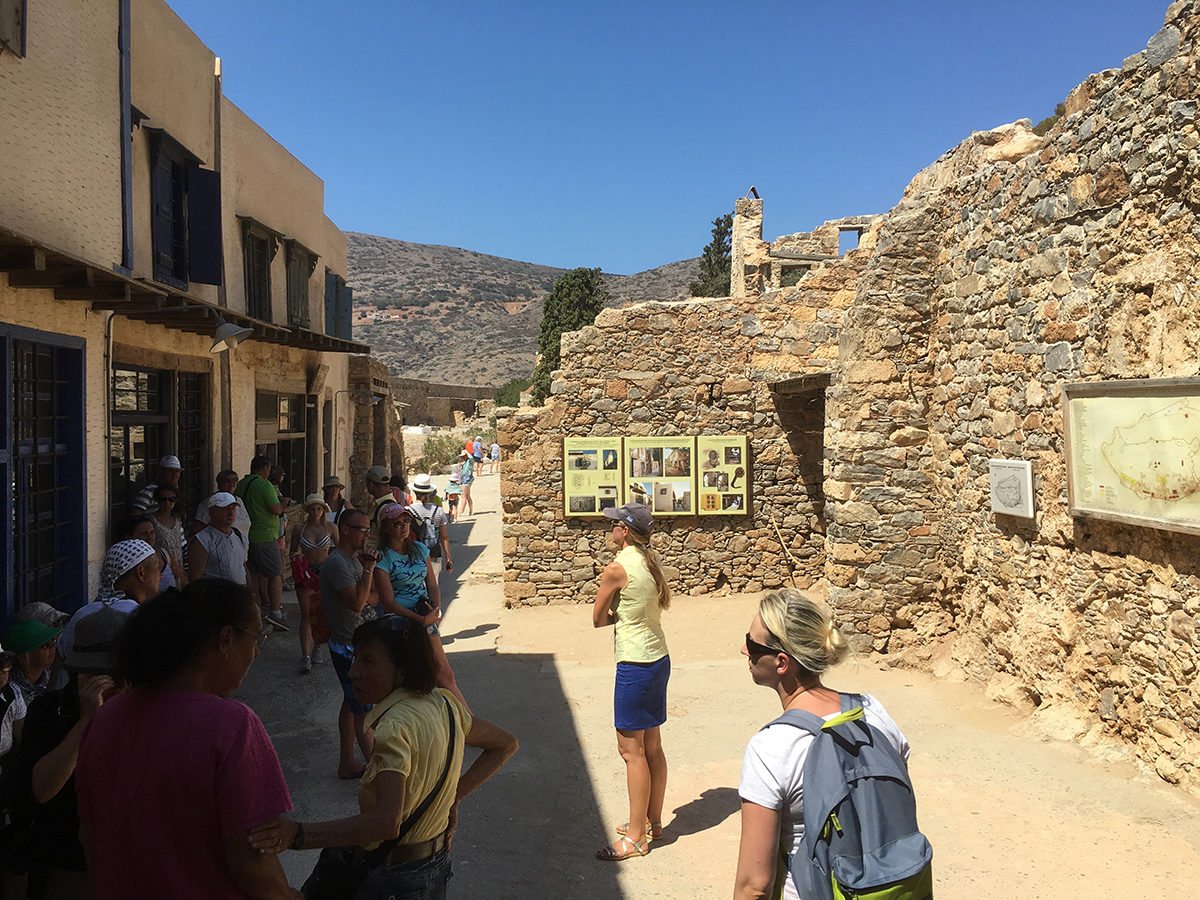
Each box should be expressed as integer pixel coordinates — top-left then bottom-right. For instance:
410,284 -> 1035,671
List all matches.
592,503 -> 672,860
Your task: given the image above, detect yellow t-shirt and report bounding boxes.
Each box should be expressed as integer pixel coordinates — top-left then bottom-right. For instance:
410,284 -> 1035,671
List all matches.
612,545 -> 668,664
365,494 -> 394,553
360,687 -> 472,846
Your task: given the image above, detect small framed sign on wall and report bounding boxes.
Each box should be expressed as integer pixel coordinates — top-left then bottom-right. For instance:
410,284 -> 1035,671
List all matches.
988,459 -> 1034,519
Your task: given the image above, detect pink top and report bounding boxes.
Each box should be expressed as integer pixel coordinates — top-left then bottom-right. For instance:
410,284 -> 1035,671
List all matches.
76,690 -> 292,899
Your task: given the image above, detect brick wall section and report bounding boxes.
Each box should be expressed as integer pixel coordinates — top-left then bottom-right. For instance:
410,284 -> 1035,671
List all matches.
497,228 -> 878,605
826,1 -> 1200,792
0,0 -> 122,264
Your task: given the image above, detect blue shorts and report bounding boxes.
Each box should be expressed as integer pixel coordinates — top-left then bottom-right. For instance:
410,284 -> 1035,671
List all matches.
329,643 -> 371,715
614,655 -> 670,731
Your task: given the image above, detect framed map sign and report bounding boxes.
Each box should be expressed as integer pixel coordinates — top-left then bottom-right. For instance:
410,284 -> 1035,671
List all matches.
563,437 -> 623,517
625,436 -> 695,516
1063,377 -> 1200,535
696,435 -> 750,515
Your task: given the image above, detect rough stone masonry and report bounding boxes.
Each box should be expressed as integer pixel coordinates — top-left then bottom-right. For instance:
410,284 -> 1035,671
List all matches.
498,0 -> 1200,795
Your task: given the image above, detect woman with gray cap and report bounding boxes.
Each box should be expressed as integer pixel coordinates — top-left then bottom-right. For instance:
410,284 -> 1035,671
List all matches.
18,605 -> 131,900
592,502 -> 672,861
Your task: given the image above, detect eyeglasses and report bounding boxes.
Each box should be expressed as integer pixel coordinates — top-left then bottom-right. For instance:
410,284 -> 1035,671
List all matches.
745,632 -> 783,660
345,524 -> 371,533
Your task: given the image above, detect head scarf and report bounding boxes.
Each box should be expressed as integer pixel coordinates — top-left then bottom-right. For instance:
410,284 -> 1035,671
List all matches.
99,539 -> 156,593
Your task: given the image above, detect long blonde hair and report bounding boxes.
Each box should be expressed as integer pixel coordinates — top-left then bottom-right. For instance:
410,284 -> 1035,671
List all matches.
623,527 -> 671,610
758,588 -> 849,674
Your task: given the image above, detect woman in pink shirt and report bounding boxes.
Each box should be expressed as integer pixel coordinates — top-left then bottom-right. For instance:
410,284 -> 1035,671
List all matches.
76,580 -> 301,899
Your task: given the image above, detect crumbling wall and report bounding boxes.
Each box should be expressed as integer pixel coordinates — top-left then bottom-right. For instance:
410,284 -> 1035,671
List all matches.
497,229 -> 877,605
391,376 -> 495,426
349,356 -> 405,505
828,2 -> 1200,792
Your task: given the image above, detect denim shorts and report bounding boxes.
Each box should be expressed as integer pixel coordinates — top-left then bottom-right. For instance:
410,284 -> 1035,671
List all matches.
329,643 -> 371,716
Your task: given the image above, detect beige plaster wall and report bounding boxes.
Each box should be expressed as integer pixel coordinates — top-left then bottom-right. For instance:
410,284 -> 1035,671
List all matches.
0,0 -> 122,265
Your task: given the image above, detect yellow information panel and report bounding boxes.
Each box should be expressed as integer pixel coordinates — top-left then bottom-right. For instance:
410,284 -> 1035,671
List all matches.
563,437 -> 624,517
624,436 -> 696,516
696,435 -> 749,515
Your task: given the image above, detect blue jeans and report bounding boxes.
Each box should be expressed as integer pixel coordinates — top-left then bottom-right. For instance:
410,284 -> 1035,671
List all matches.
358,850 -> 452,900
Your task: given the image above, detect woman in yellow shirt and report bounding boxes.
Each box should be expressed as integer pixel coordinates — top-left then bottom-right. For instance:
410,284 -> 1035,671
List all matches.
592,503 -> 672,861
247,616 -> 517,898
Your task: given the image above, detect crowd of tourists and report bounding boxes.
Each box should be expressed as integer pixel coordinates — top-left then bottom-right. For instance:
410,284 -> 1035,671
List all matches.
0,444 -> 930,899
0,449 -> 516,899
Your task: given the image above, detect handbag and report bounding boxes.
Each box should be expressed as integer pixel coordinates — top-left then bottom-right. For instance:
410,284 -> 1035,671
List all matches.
302,695 -> 457,900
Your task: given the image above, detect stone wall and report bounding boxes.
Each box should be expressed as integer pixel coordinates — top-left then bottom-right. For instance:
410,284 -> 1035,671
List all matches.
497,225 -> 879,605
391,376 -> 495,426
348,356 -> 405,506
500,0 -> 1200,794
824,4 -> 1200,792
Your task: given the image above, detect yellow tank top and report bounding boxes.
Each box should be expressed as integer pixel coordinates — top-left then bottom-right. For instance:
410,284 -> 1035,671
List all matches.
613,545 -> 668,664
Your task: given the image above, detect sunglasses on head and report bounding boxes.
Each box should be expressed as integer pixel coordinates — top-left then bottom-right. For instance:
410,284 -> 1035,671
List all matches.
745,632 -> 783,660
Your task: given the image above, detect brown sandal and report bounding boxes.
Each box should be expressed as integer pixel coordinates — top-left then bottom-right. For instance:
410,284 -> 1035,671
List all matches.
616,821 -> 663,841
596,835 -> 649,861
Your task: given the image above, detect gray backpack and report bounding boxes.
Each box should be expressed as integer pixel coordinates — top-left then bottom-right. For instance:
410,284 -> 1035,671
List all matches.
768,693 -> 933,900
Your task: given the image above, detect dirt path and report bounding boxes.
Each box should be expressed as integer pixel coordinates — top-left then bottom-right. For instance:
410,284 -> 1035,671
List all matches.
242,467 -> 1200,897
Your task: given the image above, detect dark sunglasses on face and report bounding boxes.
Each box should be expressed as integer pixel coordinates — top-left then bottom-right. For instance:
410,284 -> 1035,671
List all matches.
345,524 -> 371,533
745,632 -> 782,660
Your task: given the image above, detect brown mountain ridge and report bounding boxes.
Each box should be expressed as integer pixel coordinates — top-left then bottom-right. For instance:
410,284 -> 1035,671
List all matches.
346,231 -> 699,387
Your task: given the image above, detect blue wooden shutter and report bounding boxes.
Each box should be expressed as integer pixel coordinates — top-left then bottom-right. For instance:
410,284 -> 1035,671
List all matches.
324,270 -> 337,335
336,279 -> 353,340
187,166 -> 223,285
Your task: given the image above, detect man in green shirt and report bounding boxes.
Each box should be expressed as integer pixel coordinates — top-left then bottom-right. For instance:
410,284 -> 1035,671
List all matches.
235,454 -> 289,632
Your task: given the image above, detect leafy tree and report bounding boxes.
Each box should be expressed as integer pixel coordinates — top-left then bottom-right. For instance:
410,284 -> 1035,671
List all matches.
495,377 -> 531,408
529,267 -> 608,405
689,212 -> 733,297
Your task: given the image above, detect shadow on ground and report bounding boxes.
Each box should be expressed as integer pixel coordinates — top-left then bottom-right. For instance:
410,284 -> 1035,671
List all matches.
653,787 -> 741,848
238,621 -> 623,898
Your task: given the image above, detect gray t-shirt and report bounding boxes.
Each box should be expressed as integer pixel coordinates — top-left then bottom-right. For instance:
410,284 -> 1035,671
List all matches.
319,548 -> 365,644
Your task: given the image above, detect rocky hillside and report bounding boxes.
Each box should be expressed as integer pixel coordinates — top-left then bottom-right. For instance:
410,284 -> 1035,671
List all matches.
347,232 -> 698,386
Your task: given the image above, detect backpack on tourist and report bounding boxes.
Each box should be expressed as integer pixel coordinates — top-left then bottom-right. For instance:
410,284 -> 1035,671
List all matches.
410,505 -> 442,559
769,693 -> 933,900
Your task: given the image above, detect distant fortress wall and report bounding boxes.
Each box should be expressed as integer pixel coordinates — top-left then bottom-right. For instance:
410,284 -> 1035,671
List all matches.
391,377 -> 496,426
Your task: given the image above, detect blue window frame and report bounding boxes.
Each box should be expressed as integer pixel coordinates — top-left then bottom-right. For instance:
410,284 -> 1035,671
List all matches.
0,326 -> 88,619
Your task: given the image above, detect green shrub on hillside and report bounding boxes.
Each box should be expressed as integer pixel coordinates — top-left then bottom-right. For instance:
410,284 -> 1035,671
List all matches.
495,377 -> 530,407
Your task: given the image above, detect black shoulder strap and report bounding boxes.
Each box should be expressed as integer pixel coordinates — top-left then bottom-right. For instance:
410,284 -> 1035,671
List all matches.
371,497 -> 397,525
364,694 -> 457,862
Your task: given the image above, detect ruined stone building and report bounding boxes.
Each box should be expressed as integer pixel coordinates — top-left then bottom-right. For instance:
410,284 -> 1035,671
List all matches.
499,0 -> 1200,794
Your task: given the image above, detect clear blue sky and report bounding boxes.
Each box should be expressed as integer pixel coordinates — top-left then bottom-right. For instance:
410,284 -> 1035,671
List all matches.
169,0 -> 1171,275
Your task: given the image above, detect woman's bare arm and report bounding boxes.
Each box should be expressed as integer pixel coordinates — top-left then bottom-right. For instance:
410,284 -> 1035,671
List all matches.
733,800 -> 782,900
246,771 -> 406,855
592,561 -> 627,628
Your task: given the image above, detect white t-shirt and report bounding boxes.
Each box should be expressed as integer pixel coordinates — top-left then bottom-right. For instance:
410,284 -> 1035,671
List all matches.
738,694 -> 910,900
0,686 -> 26,757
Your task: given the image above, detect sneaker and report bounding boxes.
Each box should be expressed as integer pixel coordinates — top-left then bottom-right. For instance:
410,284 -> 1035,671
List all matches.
266,611 -> 290,632
299,656 -> 312,674
311,646 -> 324,665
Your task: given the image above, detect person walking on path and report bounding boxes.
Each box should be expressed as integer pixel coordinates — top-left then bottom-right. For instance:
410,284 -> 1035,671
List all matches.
319,510 -> 381,780
236,455 -> 290,632
363,465 -> 398,554
188,493 -> 248,585
373,504 -> 466,708
244,615 -> 517,900
290,494 -> 338,675
458,452 -> 475,517
489,441 -> 500,475
407,474 -> 453,577
591,503 -> 671,861
733,588 -> 916,900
